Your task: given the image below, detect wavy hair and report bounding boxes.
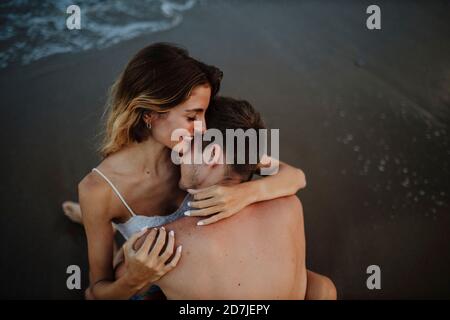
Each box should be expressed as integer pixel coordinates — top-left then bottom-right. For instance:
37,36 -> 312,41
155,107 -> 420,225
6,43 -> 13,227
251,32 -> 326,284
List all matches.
99,42 -> 223,157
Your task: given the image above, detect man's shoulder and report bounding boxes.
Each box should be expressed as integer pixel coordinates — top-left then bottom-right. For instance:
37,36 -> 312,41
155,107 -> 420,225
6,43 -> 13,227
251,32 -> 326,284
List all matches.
255,195 -> 302,212
248,195 -> 303,225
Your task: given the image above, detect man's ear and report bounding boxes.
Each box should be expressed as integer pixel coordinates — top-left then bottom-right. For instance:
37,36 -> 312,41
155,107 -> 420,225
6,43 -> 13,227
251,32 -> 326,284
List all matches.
257,154 -> 273,169
203,143 -> 223,166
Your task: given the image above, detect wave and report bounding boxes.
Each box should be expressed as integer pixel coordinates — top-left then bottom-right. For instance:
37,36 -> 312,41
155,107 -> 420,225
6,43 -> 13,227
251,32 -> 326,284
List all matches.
0,0 -> 197,69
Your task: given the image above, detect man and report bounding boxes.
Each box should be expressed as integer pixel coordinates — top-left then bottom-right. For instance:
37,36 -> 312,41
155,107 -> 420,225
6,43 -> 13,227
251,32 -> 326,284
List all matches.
124,96 -> 336,299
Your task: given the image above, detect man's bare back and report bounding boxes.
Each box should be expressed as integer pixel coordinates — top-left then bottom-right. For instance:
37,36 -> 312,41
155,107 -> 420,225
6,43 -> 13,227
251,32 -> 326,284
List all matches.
154,195 -> 307,299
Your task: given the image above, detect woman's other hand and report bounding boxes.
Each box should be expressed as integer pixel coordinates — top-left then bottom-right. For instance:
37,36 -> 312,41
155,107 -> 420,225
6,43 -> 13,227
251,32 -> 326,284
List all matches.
122,227 -> 182,290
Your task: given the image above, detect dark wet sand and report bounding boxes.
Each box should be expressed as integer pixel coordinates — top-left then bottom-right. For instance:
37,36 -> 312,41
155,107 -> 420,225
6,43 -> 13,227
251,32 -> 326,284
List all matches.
0,0 -> 449,299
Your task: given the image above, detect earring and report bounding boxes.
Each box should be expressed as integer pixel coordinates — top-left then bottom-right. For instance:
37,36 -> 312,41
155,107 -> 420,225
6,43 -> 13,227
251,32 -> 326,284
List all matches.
146,122 -> 152,129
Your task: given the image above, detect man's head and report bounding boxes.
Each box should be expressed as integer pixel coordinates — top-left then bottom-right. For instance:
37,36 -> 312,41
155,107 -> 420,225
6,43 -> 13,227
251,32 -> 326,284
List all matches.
179,96 -> 266,190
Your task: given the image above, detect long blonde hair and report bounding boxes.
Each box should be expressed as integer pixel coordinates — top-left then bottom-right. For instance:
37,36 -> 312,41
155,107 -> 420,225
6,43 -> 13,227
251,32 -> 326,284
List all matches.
99,43 -> 222,158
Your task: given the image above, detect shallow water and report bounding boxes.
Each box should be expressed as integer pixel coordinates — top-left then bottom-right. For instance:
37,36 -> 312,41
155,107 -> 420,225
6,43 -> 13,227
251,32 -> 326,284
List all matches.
0,0 -> 197,68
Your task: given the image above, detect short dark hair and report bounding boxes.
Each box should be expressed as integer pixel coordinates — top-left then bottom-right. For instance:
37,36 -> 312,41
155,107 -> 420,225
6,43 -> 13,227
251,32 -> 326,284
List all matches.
205,96 -> 266,181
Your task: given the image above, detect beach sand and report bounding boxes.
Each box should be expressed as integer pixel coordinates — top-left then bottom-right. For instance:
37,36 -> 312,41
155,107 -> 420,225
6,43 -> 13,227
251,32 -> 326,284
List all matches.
0,0 -> 449,299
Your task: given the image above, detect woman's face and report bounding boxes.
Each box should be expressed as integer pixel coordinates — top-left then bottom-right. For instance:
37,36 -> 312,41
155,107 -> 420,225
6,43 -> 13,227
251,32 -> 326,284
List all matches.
149,84 -> 211,149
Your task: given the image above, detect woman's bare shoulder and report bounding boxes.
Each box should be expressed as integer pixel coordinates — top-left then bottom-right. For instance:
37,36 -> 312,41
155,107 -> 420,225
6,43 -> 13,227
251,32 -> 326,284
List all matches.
78,171 -> 113,218
78,157 -> 115,195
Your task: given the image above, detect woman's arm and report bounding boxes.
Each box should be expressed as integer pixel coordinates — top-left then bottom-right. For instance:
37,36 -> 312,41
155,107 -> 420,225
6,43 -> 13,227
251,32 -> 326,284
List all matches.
187,158 -> 306,225
79,176 -> 142,299
79,175 -> 181,300
246,158 -> 306,203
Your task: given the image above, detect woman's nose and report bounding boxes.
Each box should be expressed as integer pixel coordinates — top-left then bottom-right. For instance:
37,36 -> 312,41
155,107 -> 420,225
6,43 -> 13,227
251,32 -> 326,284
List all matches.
200,117 -> 207,133
194,119 -> 206,134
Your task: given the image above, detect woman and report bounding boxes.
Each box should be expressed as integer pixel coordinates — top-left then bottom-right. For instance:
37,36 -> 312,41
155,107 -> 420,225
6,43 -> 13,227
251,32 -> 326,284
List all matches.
63,43 -> 306,300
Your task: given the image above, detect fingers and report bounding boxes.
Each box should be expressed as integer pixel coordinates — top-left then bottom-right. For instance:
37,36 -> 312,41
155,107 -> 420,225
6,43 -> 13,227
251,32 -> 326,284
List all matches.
123,228 -> 148,255
188,197 -> 221,209
159,230 -> 175,263
197,212 -> 229,226
113,247 -> 125,269
133,228 -> 152,251
187,186 -> 215,194
187,186 -> 217,201
128,226 -> 183,279
185,205 -> 223,217
148,227 -> 167,259
137,228 -> 158,256
163,245 -> 183,272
